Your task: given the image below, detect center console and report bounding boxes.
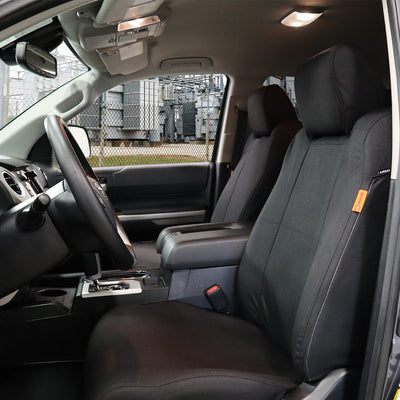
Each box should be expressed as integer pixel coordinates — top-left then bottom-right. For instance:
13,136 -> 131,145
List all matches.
77,221 -> 252,308
157,221 -> 252,270
8,221 -> 253,315
0,221 -> 252,366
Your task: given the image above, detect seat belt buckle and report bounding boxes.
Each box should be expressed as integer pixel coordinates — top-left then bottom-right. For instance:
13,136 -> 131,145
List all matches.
205,284 -> 229,313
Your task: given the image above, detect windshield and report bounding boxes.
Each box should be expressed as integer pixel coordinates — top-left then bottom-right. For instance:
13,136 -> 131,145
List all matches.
0,42 -> 87,129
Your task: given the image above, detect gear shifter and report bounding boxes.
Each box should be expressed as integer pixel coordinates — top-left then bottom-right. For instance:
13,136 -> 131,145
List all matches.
81,253 -> 142,297
83,253 -> 102,282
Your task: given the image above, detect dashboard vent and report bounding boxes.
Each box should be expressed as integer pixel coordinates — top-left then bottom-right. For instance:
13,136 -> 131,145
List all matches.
3,172 -> 22,196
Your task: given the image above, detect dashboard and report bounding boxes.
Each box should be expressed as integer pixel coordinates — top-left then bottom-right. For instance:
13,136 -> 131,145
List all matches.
0,155 -> 48,215
0,154 -> 72,298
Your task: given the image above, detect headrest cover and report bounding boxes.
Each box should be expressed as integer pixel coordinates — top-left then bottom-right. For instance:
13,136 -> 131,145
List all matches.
248,84 -> 298,137
295,44 -> 387,137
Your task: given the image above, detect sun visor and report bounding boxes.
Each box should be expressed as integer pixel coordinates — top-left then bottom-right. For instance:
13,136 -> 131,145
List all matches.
97,40 -> 148,75
95,0 -> 164,27
79,10 -> 167,51
75,1 -> 168,75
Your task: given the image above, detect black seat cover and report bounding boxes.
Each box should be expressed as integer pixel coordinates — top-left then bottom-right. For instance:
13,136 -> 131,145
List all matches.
211,84 -> 301,223
86,301 -> 299,400
85,45 -> 391,399
238,45 -> 390,380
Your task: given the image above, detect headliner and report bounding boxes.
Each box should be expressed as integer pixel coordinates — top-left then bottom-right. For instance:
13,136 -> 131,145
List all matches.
60,0 -> 388,86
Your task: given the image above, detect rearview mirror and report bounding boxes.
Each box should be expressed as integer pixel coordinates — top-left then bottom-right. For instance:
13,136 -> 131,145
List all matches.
15,42 -> 57,78
68,126 -> 91,158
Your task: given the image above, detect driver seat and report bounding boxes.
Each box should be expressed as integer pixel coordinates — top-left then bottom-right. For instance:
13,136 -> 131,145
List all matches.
85,45 -> 391,400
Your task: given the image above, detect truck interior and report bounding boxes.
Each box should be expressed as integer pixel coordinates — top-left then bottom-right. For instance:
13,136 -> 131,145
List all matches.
0,0 -> 398,399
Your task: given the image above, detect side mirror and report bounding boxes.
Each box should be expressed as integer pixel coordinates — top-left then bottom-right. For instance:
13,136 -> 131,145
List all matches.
68,126 -> 91,158
15,42 -> 57,78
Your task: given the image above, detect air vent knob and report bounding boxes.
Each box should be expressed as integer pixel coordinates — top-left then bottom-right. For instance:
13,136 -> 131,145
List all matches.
18,194 -> 51,231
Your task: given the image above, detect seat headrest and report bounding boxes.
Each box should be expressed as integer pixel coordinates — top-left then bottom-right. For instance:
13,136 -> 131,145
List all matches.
295,44 -> 387,137
248,84 -> 298,137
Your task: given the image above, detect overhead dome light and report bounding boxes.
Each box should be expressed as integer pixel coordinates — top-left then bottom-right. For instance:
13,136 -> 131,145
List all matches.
118,15 -> 161,31
281,10 -> 323,28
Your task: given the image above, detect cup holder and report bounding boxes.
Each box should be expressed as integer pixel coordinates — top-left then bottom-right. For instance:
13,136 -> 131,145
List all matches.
38,288 -> 67,298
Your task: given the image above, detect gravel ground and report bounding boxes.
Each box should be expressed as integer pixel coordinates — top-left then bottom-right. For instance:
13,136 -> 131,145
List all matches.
91,142 -> 214,159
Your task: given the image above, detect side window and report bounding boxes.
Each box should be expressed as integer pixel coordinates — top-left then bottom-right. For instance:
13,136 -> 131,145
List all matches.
69,74 -> 227,167
264,76 -> 297,109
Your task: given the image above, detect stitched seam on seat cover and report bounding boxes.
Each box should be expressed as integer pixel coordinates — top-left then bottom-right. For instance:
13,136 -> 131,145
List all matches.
300,148 -> 359,376
292,143 -> 347,373
100,374 -> 290,398
258,136 -> 312,323
301,112 -> 390,377
332,47 -> 346,133
304,213 -> 360,377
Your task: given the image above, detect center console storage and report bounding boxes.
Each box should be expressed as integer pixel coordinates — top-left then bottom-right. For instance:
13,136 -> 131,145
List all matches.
0,221 -> 253,367
153,221 -> 253,310
157,222 -> 253,270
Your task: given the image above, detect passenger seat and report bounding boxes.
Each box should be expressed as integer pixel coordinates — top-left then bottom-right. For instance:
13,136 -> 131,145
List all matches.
211,84 -> 301,222
134,84 -> 301,267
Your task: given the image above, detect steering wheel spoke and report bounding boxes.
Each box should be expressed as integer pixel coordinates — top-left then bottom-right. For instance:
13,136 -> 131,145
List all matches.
44,115 -> 136,269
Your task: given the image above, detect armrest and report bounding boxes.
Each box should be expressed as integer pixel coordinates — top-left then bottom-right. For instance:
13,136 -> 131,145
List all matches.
159,222 -> 253,270
156,221 -> 246,253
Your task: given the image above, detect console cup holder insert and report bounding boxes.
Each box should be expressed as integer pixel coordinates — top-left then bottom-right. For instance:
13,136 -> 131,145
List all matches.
38,288 -> 67,297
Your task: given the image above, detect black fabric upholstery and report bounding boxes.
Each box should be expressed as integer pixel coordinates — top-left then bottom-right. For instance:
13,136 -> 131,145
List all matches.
133,241 -> 161,268
296,45 -> 387,137
248,84 -> 298,137
86,302 -> 299,400
211,119 -> 301,223
86,44 -> 392,399
237,109 -> 391,380
211,84 -> 300,222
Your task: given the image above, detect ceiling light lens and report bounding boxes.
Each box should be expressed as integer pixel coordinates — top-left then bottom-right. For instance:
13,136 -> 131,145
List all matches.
281,11 -> 323,28
118,15 -> 161,31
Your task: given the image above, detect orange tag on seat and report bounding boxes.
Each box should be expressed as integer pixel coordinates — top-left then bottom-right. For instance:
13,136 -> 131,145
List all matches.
352,190 -> 368,213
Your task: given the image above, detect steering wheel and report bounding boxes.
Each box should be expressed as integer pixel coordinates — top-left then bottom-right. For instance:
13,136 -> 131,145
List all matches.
44,115 -> 136,269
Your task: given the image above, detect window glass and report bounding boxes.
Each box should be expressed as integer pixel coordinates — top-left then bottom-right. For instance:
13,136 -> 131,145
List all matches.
264,76 -> 297,108
0,42 -> 87,128
69,74 -> 227,167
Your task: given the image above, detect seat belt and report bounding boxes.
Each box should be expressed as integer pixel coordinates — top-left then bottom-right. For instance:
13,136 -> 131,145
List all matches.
205,284 -> 230,314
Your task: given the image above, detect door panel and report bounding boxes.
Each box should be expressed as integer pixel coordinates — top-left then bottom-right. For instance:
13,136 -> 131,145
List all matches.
94,162 -> 213,240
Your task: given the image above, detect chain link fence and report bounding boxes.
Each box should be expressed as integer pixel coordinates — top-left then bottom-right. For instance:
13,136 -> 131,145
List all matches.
0,66 -> 298,170
69,74 -> 226,167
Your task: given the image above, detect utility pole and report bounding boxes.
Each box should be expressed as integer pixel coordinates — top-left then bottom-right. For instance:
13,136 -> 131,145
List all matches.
4,65 -> 9,126
205,92 -> 210,162
99,93 -> 107,167
76,109 -> 81,126
205,75 -> 212,162
0,63 -> 9,127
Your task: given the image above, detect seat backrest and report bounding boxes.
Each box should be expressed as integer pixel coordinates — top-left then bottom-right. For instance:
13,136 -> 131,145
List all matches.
237,45 -> 391,381
211,85 -> 301,223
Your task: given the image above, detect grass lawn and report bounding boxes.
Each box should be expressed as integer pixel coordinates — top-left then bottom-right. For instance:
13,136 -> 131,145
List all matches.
87,154 -> 205,167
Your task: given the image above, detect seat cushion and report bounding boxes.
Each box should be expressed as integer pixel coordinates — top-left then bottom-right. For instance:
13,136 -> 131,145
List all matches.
86,301 -> 299,400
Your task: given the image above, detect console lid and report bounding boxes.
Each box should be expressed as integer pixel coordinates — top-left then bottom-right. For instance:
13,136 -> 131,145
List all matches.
158,222 -> 252,270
